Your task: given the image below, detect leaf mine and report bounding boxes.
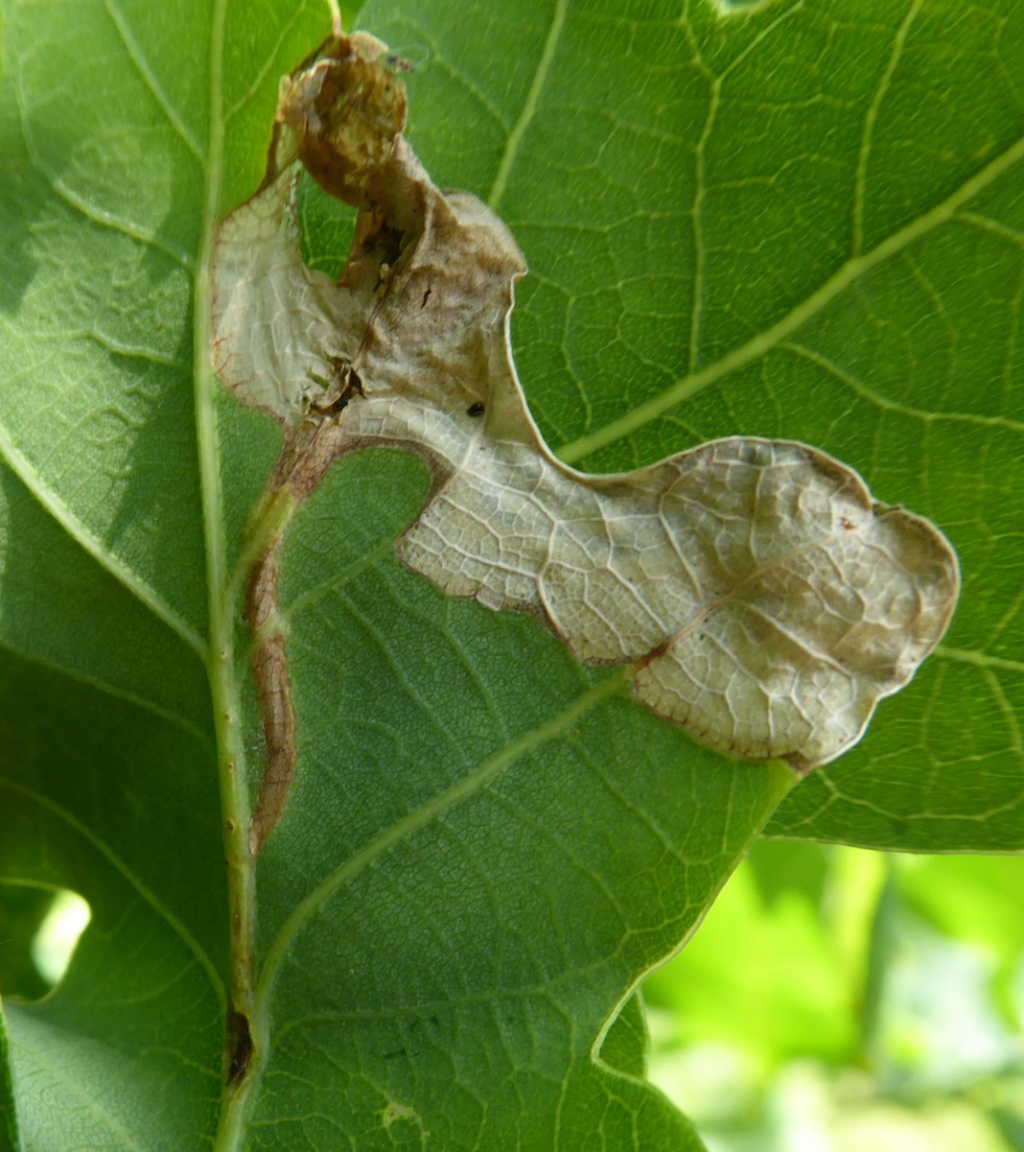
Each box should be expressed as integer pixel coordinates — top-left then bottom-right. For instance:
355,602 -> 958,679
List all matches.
211,31 -> 960,813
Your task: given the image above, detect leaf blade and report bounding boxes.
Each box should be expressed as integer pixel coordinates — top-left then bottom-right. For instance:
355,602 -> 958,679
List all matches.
359,0 -> 1024,851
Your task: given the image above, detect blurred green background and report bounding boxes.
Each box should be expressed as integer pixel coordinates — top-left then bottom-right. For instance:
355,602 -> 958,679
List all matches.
642,843 -> 1024,1151
4,843 -> 1023,1150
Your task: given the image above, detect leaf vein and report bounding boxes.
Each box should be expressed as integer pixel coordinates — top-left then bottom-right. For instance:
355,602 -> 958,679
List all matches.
0,422 -> 207,657
935,645 -> 1024,676
782,342 -> 1024,434
0,638 -> 211,747
101,0 -> 206,164
852,0 -> 923,254
0,777 -> 226,1008
557,130 -> 1024,462
487,0 -> 568,212
982,667 -> 1023,759
258,670 -> 634,1005
224,4 -> 308,124
29,164 -> 194,270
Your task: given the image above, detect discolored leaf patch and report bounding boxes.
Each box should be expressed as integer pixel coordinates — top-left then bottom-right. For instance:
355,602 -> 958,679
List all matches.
211,31 -> 959,820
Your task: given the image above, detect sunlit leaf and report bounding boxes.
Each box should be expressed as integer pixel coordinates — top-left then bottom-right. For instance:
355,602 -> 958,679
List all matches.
0,0 -> 1021,1147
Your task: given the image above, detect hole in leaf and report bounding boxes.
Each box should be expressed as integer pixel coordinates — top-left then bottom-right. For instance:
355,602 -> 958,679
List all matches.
31,889 -> 91,987
0,884 -> 90,1000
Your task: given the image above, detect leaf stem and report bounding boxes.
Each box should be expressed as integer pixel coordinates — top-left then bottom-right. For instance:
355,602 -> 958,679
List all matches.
193,0 -> 266,1143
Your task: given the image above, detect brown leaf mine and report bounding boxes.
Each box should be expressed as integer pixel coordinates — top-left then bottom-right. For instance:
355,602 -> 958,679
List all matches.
244,542 -> 295,853
212,32 -> 960,790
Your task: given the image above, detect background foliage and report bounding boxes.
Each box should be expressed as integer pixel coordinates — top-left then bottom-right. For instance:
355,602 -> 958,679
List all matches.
646,842 -> 1024,1151
0,0 -> 1021,1149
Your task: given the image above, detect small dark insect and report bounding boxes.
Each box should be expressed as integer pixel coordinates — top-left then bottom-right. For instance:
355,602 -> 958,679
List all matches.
385,53 -> 416,74
467,401 -> 486,417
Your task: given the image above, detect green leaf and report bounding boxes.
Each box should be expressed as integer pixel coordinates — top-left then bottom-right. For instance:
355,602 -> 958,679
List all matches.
600,993 -> 650,1080
236,448 -> 775,1150
0,647 -> 225,1149
0,1001 -> 20,1152
0,0 -> 1021,1149
361,0 -> 1024,852
0,884 -> 55,1003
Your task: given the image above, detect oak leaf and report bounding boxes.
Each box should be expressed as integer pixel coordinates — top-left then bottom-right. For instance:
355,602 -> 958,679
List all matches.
211,32 -> 959,774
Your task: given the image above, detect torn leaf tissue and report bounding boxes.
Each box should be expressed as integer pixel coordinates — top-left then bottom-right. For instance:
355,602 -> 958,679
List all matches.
211,32 -> 960,778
